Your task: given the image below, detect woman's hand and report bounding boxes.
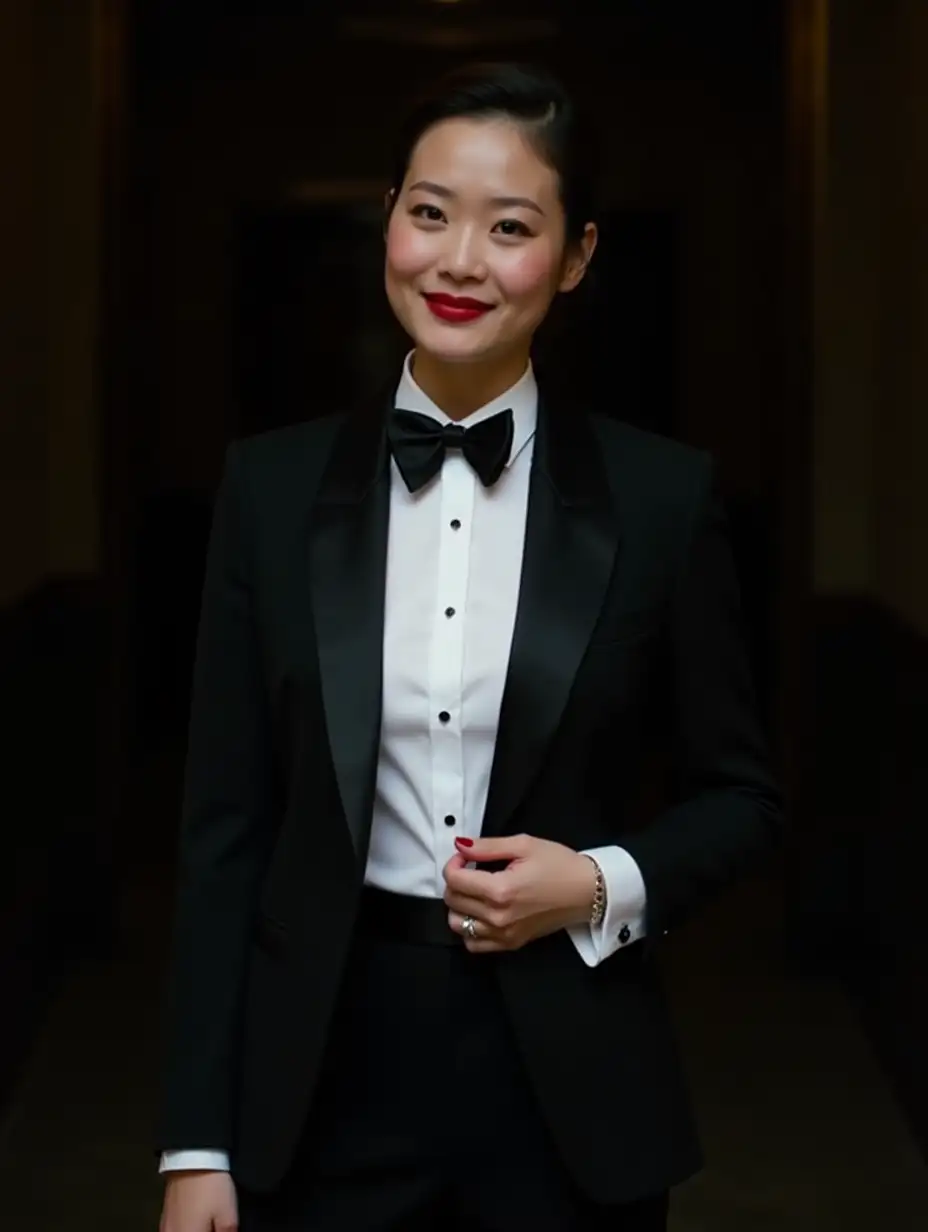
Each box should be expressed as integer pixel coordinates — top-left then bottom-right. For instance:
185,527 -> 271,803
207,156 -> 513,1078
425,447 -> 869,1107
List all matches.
442,834 -> 597,953
159,1170 -> 238,1232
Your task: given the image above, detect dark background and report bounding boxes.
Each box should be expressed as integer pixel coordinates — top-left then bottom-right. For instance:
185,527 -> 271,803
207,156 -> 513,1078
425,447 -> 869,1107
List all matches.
1,0 -> 926,1226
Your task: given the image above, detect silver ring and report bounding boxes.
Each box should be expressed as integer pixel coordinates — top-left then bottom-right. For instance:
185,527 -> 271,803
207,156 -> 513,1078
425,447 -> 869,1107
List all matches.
461,915 -> 478,941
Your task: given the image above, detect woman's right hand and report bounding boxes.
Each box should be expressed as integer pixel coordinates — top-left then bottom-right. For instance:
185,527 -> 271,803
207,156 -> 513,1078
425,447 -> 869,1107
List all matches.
159,1170 -> 239,1232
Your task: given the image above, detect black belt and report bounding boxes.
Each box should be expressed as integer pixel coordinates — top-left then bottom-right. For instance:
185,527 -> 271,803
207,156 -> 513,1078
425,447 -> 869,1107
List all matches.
358,885 -> 460,947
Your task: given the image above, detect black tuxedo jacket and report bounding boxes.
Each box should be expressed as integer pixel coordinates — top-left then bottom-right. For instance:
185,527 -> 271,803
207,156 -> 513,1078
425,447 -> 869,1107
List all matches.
155,385 -> 782,1205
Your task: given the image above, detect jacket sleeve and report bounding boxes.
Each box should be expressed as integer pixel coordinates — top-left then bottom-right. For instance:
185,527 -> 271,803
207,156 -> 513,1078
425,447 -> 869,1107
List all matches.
619,455 -> 784,940
154,441 -> 277,1154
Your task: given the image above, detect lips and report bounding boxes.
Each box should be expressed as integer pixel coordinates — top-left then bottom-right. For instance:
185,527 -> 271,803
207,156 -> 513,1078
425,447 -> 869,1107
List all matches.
422,292 -> 495,323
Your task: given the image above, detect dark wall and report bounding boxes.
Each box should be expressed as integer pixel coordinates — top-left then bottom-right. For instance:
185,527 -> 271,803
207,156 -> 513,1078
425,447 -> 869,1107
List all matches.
805,598 -> 928,1155
0,581 -> 114,1109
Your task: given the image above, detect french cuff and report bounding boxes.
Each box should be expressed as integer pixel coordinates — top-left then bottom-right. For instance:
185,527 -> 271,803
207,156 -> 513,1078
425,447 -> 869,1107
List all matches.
566,845 -> 648,968
159,1149 -> 231,1173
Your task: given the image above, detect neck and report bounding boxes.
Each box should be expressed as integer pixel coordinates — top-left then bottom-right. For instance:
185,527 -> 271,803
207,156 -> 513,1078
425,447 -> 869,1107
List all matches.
410,350 -> 529,422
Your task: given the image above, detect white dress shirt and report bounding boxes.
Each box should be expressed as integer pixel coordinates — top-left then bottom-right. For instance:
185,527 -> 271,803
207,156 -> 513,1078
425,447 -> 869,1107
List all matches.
160,355 -> 647,1175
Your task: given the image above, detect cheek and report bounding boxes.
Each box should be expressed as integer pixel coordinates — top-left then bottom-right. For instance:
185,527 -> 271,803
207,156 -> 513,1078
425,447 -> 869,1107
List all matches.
385,222 -> 432,282
497,248 -> 560,305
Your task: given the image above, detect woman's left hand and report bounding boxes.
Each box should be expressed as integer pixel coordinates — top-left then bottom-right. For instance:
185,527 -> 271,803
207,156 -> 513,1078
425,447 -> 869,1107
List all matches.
442,834 -> 597,953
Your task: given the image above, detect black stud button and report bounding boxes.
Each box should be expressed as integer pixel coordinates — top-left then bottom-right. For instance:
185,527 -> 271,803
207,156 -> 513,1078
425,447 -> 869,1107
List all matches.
450,519 -> 461,530
438,711 -> 451,724
618,924 -> 631,945
444,815 -> 456,827
445,607 -> 456,618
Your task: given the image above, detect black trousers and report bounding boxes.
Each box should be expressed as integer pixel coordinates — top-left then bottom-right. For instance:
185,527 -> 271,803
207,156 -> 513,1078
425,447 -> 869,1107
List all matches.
238,898 -> 669,1231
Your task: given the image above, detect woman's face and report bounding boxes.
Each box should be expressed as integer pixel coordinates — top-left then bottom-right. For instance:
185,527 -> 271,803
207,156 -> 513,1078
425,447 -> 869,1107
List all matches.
385,117 -> 595,369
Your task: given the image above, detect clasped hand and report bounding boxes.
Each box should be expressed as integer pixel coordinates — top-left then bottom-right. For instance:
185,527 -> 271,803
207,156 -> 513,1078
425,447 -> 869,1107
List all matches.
443,834 -> 596,953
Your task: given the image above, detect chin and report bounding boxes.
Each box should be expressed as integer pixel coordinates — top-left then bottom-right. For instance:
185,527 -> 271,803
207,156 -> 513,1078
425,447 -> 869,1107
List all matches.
412,320 -> 502,366
419,340 -> 495,366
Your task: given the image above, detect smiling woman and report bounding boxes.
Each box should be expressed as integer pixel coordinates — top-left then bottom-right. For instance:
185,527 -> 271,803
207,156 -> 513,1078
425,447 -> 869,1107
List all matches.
383,62 -> 598,415
156,59 -> 781,1232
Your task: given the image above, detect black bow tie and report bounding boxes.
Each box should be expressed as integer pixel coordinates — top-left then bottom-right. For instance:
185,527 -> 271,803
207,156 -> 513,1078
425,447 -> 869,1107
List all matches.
387,407 -> 515,494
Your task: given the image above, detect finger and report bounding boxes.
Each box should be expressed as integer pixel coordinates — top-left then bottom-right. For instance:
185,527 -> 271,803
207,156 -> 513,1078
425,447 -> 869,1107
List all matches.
441,852 -> 485,892
444,864 -> 495,899
448,910 -> 490,942
463,937 -> 506,954
444,889 -> 495,921
445,863 -> 515,903
442,852 -> 470,878
448,911 -> 505,954
455,835 -> 530,863
447,909 -> 477,938
215,1202 -> 239,1232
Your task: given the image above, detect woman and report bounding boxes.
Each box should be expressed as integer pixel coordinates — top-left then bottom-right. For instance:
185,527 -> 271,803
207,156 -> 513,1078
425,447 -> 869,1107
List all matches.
157,62 -> 782,1232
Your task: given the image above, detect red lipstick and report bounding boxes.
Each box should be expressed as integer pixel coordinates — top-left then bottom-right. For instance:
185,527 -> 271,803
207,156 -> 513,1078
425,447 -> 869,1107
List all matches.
422,292 -> 494,323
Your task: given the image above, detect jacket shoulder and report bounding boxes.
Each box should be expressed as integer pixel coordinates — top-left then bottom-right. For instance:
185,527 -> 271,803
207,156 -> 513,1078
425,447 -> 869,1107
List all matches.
234,413 -> 344,468
591,415 -> 710,477
589,414 -> 713,510
213,415 -> 349,536
225,414 -> 346,496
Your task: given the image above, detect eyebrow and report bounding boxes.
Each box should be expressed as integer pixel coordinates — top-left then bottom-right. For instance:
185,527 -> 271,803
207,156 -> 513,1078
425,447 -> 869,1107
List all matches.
407,180 -> 545,216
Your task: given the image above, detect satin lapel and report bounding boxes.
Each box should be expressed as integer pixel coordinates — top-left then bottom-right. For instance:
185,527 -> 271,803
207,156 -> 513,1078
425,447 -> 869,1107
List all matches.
481,392 -> 621,838
309,392 -> 391,862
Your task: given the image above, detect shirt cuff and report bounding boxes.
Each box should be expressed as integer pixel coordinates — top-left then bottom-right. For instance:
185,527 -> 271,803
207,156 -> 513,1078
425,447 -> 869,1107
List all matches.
566,846 -> 648,968
159,1150 -> 231,1173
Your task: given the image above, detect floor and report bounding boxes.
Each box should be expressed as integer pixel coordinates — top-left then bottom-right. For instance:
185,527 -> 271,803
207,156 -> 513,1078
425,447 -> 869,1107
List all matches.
0,868 -> 926,1231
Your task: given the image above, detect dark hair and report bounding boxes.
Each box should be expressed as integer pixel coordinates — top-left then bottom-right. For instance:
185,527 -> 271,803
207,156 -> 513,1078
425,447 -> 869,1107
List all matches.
389,62 -> 599,246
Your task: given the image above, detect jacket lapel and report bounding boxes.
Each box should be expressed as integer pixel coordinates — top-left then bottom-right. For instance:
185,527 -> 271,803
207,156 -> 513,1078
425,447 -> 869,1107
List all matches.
481,391 -> 621,837
309,391 -> 391,863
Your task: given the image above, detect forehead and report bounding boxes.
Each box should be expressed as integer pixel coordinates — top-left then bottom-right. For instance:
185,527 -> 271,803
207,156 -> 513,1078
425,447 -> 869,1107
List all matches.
406,117 -> 557,197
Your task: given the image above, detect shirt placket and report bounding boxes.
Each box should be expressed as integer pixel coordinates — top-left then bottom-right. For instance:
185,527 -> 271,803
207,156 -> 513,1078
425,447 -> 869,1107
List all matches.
428,453 -> 474,895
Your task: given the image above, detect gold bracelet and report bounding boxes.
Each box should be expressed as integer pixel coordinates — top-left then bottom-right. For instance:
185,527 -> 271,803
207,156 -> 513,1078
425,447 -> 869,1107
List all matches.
582,855 -> 606,927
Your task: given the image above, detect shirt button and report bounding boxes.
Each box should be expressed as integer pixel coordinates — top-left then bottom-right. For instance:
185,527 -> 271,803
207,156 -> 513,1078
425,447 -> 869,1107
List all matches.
450,518 -> 461,530
618,924 -> 631,945
438,711 -> 451,724
444,815 -> 456,827
444,607 -> 456,618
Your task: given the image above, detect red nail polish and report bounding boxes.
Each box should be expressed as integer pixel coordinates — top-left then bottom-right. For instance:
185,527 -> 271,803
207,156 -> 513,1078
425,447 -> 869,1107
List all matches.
455,837 -> 474,848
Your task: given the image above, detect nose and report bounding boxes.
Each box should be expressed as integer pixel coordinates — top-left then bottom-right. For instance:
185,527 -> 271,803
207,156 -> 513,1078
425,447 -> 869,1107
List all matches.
438,223 -> 488,283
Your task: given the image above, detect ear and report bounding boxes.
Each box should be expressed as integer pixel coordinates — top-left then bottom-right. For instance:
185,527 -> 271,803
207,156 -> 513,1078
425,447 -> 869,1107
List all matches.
558,222 -> 598,294
383,188 -> 397,241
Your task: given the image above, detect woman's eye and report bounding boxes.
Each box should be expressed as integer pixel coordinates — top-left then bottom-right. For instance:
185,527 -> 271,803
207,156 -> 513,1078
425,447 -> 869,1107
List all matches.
493,219 -> 531,237
411,204 -> 445,223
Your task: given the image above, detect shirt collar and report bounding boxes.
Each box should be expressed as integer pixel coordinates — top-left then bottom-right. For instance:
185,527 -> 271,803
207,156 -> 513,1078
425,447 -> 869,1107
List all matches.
393,350 -> 537,469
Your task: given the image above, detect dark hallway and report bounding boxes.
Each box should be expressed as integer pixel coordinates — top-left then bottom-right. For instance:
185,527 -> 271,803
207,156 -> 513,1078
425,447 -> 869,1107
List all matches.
2,1 -> 927,1227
